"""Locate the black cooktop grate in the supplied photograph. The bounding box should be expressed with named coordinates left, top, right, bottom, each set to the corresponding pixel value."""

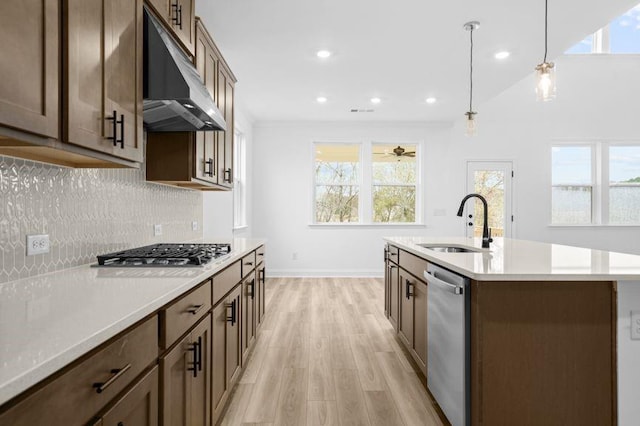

left=97, top=243, right=232, bottom=266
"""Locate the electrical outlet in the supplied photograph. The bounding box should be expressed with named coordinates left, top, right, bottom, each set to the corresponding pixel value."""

left=154, top=224, right=163, bottom=236
left=26, top=234, right=50, bottom=256
left=632, top=311, right=640, bottom=340
left=192, top=221, right=198, bottom=231
left=292, top=252, right=298, bottom=261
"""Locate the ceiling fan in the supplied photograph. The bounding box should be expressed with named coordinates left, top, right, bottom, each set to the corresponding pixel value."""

left=375, top=145, right=416, bottom=158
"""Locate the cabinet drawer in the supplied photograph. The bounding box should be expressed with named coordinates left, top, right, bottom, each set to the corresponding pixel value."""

left=256, top=245, right=265, bottom=265
left=0, top=316, right=158, bottom=426
left=387, top=245, right=400, bottom=264
left=212, top=260, right=241, bottom=305
left=399, top=249, right=428, bottom=281
left=161, top=280, right=212, bottom=349
left=241, top=251, right=256, bottom=278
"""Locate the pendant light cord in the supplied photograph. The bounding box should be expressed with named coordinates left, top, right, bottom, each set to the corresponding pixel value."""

left=469, top=27, right=474, bottom=112
left=544, top=0, right=548, bottom=63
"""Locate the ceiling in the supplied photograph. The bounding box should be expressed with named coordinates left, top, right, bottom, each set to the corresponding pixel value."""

left=200, top=0, right=638, bottom=123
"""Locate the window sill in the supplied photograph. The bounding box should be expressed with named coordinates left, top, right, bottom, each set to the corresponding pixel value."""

left=309, top=223, right=427, bottom=229
left=548, top=224, right=640, bottom=228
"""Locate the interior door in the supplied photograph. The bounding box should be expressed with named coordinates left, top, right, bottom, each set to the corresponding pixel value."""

left=465, top=161, right=514, bottom=238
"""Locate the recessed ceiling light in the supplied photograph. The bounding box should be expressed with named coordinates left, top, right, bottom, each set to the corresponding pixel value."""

left=370, top=97, right=381, bottom=104
left=316, top=96, right=327, bottom=103
left=495, top=51, right=510, bottom=60
left=425, top=97, right=437, bottom=104
left=316, top=50, right=331, bottom=58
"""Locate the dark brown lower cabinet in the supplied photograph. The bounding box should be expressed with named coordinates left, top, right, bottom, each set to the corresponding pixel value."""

left=99, top=366, right=159, bottom=426
left=257, top=265, right=266, bottom=325
left=397, top=271, right=427, bottom=375
left=212, top=285, right=242, bottom=423
left=242, top=275, right=256, bottom=364
left=386, top=262, right=399, bottom=331
left=160, top=314, right=211, bottom=426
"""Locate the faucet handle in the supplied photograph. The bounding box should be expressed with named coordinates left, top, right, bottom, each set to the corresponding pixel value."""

left=488, top=227, right=493, bottom=242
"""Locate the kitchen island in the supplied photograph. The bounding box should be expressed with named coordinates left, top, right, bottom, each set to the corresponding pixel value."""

left=384, top=236, right=640, bottom=426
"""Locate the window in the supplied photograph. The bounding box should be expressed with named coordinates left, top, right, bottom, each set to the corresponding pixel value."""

left=552, top=146, right=593, bottom=224
left=372, top=144, right=417, bottom=223
left=313, top=142, right=421, bottom=224
left=566, top=4, right=640, bottom=54
left=314, top=144, right=360, bottom=223
left=552, top=143, right=640, bottom=225
left=609, top=145, right=640, bottom=223
left=233, top=128, right=247, bottom=229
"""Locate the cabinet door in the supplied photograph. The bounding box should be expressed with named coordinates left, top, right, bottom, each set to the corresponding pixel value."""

left=388, top=264, right=399, bottom=331
left=160, top=332, right=191, bottom=426
left=104, top=0, right=143, bottom=162
left=189, top=316, right=211, bottom=426
left=226, top=285, right=242, bottom=385
left=167, top=0, right=195, bottom=56
left=101, top=367, right=159, bottom=426
left=66, top=0, right=142, bottom=162
left=413, top=280, right=428, bottom=375
left=398, top=271, right=414, bottom=349
left=0, top=0, right=59, bottom=138
left=242, top=276, right=256, bottom=363
left=194, top=24, right=218, bottom=183
left=147, top=0, right=169, bottom=18
left=211, top=301, right=227, bottom=415
left=216, top=65, right=234, bottom=187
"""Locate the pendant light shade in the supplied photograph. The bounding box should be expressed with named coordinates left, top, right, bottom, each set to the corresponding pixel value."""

left=536, top=0, right=556, bottom=101
left=464, top=21, right=479, bottom=137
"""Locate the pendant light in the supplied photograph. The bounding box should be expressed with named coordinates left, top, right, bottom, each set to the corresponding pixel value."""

left=464, top=21, right=479, bottom=136
left=535, top=0, right=556, bottom=101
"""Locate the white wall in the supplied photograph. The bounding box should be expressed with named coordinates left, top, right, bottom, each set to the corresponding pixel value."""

left=253, top=54, right=640, bottom=276
left=252, top=122, right=457, bottom=276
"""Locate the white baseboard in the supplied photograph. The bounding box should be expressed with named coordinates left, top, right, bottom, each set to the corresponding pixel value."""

left=267, top=269, right=383, bottom=278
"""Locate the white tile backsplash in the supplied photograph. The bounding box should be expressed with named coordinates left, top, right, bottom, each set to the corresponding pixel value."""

left=0, top=156, right=202, bottom=283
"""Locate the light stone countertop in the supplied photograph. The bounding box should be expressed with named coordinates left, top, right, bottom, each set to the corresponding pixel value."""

left=0, top=238, right=266, bottom=406
left=385, top=236, right=640, bottom=281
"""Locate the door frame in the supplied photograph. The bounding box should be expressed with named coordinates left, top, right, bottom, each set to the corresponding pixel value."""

left=465, top=160, right=515, bottom=238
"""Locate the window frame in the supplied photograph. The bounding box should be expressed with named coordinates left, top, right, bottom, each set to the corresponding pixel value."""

left=233, top=126, right=247, bottom=230
left=551, top=140, right=640, bottom=226
left=311, top=140, right=423, bottom=226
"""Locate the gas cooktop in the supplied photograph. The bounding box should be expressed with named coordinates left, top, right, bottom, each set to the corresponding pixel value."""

left=96, top=243, right=232, bottom=267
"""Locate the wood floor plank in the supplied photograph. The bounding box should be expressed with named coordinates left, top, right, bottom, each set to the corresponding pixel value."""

left=363, top=391, right=405, bottom=426
left=242, top=347, right=286, bottom=423
left=361, top=314, right=393, bottom=352
left=348, top=333, right=387, bottom=391
left=274, top=368, right=308, bottom=426
left=330, top=335, right=357, bottom=370
left=333, top=369, right=371, bottom=426
left=307, top=401, right=339, bottom=426
left=219, top=383, right=253, bottom=426
left=240, top=330, right=273, bottom=384
left=308, top=337, right=336, bottom=400
left=375, top=352, right=443, bottom=426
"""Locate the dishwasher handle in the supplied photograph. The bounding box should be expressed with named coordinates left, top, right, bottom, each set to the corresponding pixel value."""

left=424, top=270, right=464, bottom=295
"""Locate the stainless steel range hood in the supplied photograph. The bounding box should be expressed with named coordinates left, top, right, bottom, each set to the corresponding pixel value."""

left=143, top=7, right=226, bottom=132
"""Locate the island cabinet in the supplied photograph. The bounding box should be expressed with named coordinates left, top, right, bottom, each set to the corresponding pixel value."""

left=0, top=315, right=159, bottom=426
left=469, top=280, right=616, bottom=426
left=0, top=0, right=143, bottom=168
left=396, top=249, right=428, bottom=376
left=145, top=17, right=236, bottom=191
left=384, top=245, right=400, bottom=331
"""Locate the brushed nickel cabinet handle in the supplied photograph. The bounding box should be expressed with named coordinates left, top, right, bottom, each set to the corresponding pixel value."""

left=93, top=363, right=132, bottom=394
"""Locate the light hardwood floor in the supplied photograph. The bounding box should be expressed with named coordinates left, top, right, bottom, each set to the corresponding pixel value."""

left=218, top=277, right=447, bottom=426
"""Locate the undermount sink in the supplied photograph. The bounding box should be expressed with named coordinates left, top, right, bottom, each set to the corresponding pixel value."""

left=417, top=243, right=484, bottom=253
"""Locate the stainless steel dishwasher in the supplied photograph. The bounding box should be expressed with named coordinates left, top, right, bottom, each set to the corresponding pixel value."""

left=424, top=263, right=470, bottom=426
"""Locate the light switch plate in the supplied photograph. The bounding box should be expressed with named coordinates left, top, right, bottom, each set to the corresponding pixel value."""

left=632, top=311, right=640, bottom=340
left=192, top=221, right=198, bottom=231
left=154, top=224, right=162, bottom=236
